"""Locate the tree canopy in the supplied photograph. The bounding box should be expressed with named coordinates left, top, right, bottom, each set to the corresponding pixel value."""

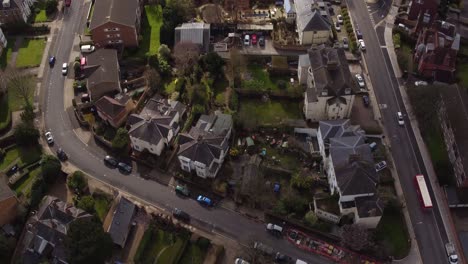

left=111, top=128, right=130, bottom=151
left=76, top=196, right=95, bottom=213
left=14, top=122, right=40, bottom=146
left=67, top=171, right=88, bottom=193
left=41, top=155, right=62, bottom=184
left=201, top=52, right=225, bottom=78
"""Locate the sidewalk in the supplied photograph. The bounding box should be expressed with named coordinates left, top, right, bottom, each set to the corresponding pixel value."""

left=382, top=4, right=466, bottom=264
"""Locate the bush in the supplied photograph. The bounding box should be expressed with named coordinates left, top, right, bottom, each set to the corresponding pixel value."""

left=68, top=171, right=88, bottom=193
left=304, top=211, right=318, bottom=226
left=276, top=80, right=287, bottom=90
left=41, top=155, right=61, bottom=184
left=229, top=90, right=238, bottom=111
left=45, top=0, right=58, bottom=16
left=393, top=33, right=401, bottom=49
left=30, top=177, right=46, bottom=208
left=76, top=195, right=95, bottom=213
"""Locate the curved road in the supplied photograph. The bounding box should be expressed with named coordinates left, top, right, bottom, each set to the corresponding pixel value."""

left=40, top=1, right=331, bottom=263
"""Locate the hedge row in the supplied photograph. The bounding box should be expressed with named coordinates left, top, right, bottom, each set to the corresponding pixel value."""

left=341, top=7, right=358, bottom=53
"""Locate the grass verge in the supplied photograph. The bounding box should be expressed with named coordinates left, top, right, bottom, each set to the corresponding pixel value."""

left=237, top=98, right=302, bottom=128
left=375, top=209, right=410, bottom=259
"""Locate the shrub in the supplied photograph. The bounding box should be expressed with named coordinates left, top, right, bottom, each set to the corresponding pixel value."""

left=276, top=80, right=287, bottom=90
left=304, top=211, right=318, bottom=226
left=229, top=90, right=238, bottom=111
left=67, top=171, right=88, bottom=193
left=76, top=195, right=95, bottom=213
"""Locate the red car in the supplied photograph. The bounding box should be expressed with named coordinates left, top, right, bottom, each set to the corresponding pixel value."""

left=251, top=34, right=257, bottom=45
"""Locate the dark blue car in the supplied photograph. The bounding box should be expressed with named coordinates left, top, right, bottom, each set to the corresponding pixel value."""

left=49, top=56, right=56, bottom=67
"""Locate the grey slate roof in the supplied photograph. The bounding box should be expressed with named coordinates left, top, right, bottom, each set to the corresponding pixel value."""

left=108, top=197, right=136, bottom=247
left=89, top=0, right=139, bottom=30
left=306, top=45, right=358, bottom=100
left=298, top=54, right=310, bottom=68
left=129, top=116, right=172, bottom=146
left=175, top=22, right=211, bottom=52
left=84, top=49, right=120, bottom=98
left=0, top=176, right=15, bottom=201
left=319, top=119, right=364, bottom=142
left=295, top=0, right=330, bottom=32
left=355, top=195, right=384, bottom=218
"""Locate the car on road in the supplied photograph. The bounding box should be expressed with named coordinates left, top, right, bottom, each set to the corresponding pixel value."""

left=117, top=162, right=132, bottom=174
left=397, top=111, right=405, bottom=125
left=104, top=155, right=118, bottom=167
left=358, top=39, right=366, bottom=51
left=61, top=63, right=68, bottom=75
left=49, top=56, right=56, bottom=67
left=244, top=35, right=250, bottom=46
left=266, top=223, right=283, bottom=236
left=362, top=95, right=370, bottom=107
left=234, top=258, right=250, bottom=264
left=355, top=73, right=365, bottom=87
left=337, top=14, right=343, bottom=24
left=56, top=148, right=68, bottom=161
left=251, top=34, right=257, bottom=45
left=335, top=21, right=341, bottom=32
left=45, top=131, right=54, bottom=145
left=375, top=161, right=387, bottom=172
left=175, top=185, right=190, bottom=197
left=415, top=80, right=428, bottom=86
left=259, top=36, right=265, bottom=47
left=356, top=29, right=363, bottom=39
left=172, top=208, right=190, bottom=222
left=275, top=252, right=292, bottom=263
left=342, top=37, right=349, bottom=49
left=197, top=195, right=213, bottom=206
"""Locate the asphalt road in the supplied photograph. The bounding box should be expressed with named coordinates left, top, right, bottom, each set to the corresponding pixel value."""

left=39, top=1, right=332, bottom=263
left=346, top=0, right=449, bottom=263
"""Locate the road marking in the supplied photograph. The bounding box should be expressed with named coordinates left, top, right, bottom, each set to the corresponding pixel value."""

left=380, top=45, right=387, bottom=48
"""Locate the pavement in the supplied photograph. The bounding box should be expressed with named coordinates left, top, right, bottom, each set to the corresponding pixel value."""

left=37, top=0, right=333, bottom=263
left=346, top=0, right=456, bottom=263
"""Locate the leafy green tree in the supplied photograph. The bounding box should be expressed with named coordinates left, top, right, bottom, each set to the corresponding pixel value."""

left=66, top=217, right=113, bottom=264
left=273, top=193, right=309, bottom=217
left=111, top=128, right=129, bottom=151
left=160, top=0, right=195, bottom=46
left=290, top=172, right=315, bottom=190
left=41, top=155, right=62, bottom=184
left=158, top=44, right=171, bottom=61
left=304, top=211, right=318, bottom=226
left=201, top=52, right=225, bottom=78
left=67, top=171, right=88, bottom=193
left=14, top=122, right=40, bottom=146
left=20, top=102, right=35, bottom=124
left=144, top=68, right=161, bottom=93
left=76, top=196, right=95, bottom=213
left=30, top=177, right=46, bottom=208
left=45, top=0, right=58, bottom=16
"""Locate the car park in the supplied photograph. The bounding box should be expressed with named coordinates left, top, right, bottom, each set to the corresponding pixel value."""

left=375, top=161, right=387, bottom=172
left=49, top=56, right=56, bottom=67
left=415, top=80, right=428, bottom=86
left=251, top=34, right=257, bottom=45
left=45, top=131, right=54, bottom=145
left=355, top=74, right=365, bottom=88
left=117, top=162, right=132, bottom=174
left=258, top=36, right=265, bottom=47
left=397, top=111, right=405, bottom=125
left=244, top=35, right=250, bottom=46
left=62, top=63, right=68, bottom=75
left=358, top=39, right=366, bottom=51
left=337, top=14, right=343, bottom=24
left=335, top=21, right=341, bottom=32
left=234, top=258, right=250, bottom=264
left=175, top=185, right=190, bottom=197
left=104, top=155, right=118, bottom=167
left=362, top=95, right=370, bottom=107
left=197, top=195, right=213, bottom=206
left=56, top=148, right=68, bottom=161
left=342, top=37, right=349, bottom=49
left=172, top=208, right=190, bottom=222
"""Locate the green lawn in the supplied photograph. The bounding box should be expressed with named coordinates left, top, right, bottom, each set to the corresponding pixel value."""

left=94, top=195, right=111, bottom=221
left=0, top=38, right=15, bottom=69
left=135, top=229, right=188, bottom=264
left=157, top=237, right=187, bottom=263
left=242, top=65, right=291, bottom=91
left=0, top=148, right=20, bottom=170
left=34, top=10, right=47, bottom=23
left=0, top=95, right=11, bottom=131
left=179, top=241, right=206, bottom=264
left=13, top=167, right=41, bottom=196
left=457, top=61, right=468, bottom=89
left=8, top=75, right=35, bottom=111
left=375, top=210, right=410, bottom=259
left=237, top=99, right=302, bottom=128
left=16, top=38, right=46, bottom=68
left=137, top=5, right=163, bottom=57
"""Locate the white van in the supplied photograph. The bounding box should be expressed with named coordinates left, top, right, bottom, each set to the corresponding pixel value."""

left=296, top=260, right=308, bottom=264
left=80, top=44, right=95, bottom=53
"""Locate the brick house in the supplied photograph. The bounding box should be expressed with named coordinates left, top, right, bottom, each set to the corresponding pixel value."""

left=0, top=0, right=33, bottom=24
left=0, top=177, right=18, bottom=226
left=407, top=0, right=439, bottom=21
left=89, top=0, right=142, bottom=50
left=414, top=20, right=460, bottom=83
left=95, top=94, right=135, bottom=128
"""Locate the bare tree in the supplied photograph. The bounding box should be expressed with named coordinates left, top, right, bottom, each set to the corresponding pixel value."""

left=238, top=238, right=269, bottom=264
left=4, top=69, right=35, bottom=105
left=173, top=42, right=200, bottom=77
left=340, top=224, right=374, bottom=252
left=144, top=68, right=161, bottom=93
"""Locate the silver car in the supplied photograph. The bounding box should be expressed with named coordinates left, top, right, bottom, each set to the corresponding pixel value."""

left=355, top=74, right=365, bottom=88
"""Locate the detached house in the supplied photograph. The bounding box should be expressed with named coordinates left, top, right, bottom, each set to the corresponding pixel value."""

left=83, top=49, right=121, bottom=100
left=89, top=0, right=142, bottom=49
left=18, top=196, right=92, bottom=264
left=299, top=45, right=358, bottom=122
left=178, top=111, right=232, bottom=179
left=95, top=94, right=135, bottom=128
left=316, top=120, right=383, bottom=228
left=127, top=95, right=186, bottom=156
left=0, top=0, right=33, bottom=24
left=414, top=20, right=460, bottom=83
left=0, top=178, right=18, bottom=226
left=294, top=0, right=331, bottom=45
left=107, top=197, right=135, bottom=248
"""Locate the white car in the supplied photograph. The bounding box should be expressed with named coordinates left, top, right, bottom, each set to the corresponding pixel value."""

left=234, top=258, right=250, bottom=264
left=80, top=44, right=95, bottom=53
left=337, top=14, right=343, bottom=24
left=375, top=161, right=387, bottom=172
left=358, top=39, right=366, bottom=51
left=397, top=112, right=404, bottom=126
left=62, top=63, right=68, bottom=75
left=355, top=74, right=365, bottom=88
left=335, top=21, right=341, bottom=32
left=244, top=35, right=250, bottom=46
left=342, top=37, right=349, bottom=49
left=415, top=80, right=428, bottom=86
left=45, top=131, right=54, bottom=145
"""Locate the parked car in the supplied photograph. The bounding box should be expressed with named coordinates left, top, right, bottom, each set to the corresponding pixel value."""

left=356, top=29, right=363, bottom=39
left=355, top=73, right=365, bottom=87
left=415, top=80, right=428, bottom=86
left=49, top=56, right=56, bottom=67
left=253, top=242, right=275, bottom=256
left=251, top=34, right=257, bottom=45
left=234, top=258, right=250, bottom=264
left=45, top=131, right=54, bottom=145
left=62, top=63, right=68, bottom=75
left=104, top=155, right=118, bottom=167
left=275, top=252, right=292, bottom=263
left=337, top=14, right=343, bottom=24
left=342, top=37, right=349, bottom=49
left=266, top=223, right=283, bottom=236
left=397, top=111, right=405, bottom=125
left=7, top=164, right=18, bottom=176
left=375, top=161, right=387, bottom=172
left=197, top=195, right=213, bottom=206
left=335, top=21, right=341, bottom=32
left=117, top=162, right=132, bottom=174
left=56, top=148, right=68, bottom=161
left=80, top=44, right=95, bottom=53
left=244, top=34, right=250, bottom=46
left=172, top=208, right=190, bottom=222
left=362, top=95, right=370, bottom=107
left=259, top=36, right=265, bottom=47
left=358, top=39, right=366, bottom=51
left=175, top=185, right=190, bottom=197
